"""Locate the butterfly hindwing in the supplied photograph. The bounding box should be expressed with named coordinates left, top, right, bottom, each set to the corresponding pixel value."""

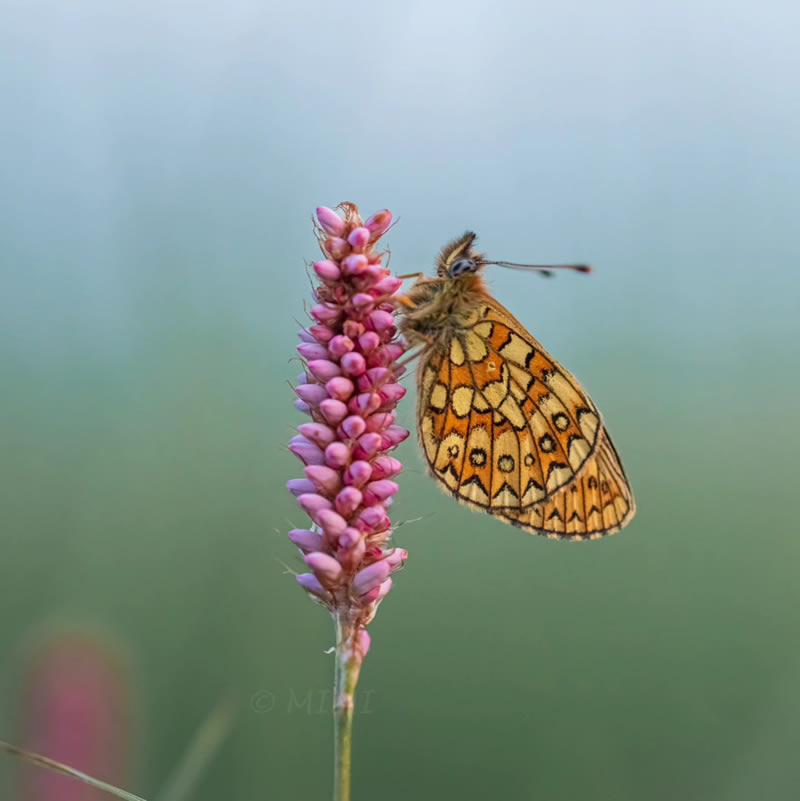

left=505, top=430, right=635, bottom=539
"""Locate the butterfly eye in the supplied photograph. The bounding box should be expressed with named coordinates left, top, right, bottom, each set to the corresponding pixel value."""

left=449, top=258, right=476, bottom=277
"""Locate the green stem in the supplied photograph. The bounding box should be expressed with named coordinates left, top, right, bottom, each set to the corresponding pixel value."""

left=332, top=614, right=364, bottom=801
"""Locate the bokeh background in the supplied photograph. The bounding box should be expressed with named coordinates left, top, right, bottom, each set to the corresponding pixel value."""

left=2, top=1, right=799, bottom=799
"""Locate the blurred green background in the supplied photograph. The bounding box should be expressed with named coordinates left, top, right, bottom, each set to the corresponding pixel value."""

left=2, top=1, right=799, bottom=799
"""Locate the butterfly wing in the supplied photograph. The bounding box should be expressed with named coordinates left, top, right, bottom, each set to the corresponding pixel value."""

left=506, top=430, right=635, bottom=539
left=416, top=297, right=635, bottom=538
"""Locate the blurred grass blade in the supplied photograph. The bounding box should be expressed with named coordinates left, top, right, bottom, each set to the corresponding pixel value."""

left=157, top=695, right=237, bottom=801
left=0, top=739, right=149, bottom=801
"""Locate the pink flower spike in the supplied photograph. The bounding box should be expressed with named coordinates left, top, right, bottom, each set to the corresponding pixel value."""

left=341, top=254, right=368, bottom=275
left=339, top=415, right=367, bottom=439
left=347, top=226, right=370, bottom=252
left=297, top=573, right=329, bottom=599
left=319, top=398, right=349, bottom=425
left=344, top=460, right=372, bottom=487
left=297, top=342, right=329, bottom=360
left=316, top=206, right=346, bottom=236
left=286, top=478, right=316, bottom=496
left=288, top=203, right=409, bottom=723
left=340, top=352, right=367, bottom=377
left=313, top=259, right=341, bottom=281
left=353, top=560, right=391, bottom=596
left=358, top=331, right=381, bottom=352
left=328, top=335, right=355, bottom=359
left=365, top=209, right=392, bottom=237
left=289, top=529, right=324, bottom=552
left=305, top=464, right=342, bottom=495
left=289, top=436, right=325, bottom=466
left=325, top=376, right=355, bottom=402
left=335, top=487, right=363, bottom=517
left=297, top=422, right=336, bottom=447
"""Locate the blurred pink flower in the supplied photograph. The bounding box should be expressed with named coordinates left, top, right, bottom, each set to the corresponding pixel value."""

left=18, top=629, right=131, bottom=801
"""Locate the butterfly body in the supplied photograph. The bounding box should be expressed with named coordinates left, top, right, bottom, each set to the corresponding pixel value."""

left=398, top=233, right=635, bottom=540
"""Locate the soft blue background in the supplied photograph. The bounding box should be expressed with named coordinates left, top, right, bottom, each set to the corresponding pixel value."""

left=2, top=1, right=799, bottom=799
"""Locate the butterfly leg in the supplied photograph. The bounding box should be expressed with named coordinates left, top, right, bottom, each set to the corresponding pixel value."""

left=392, top=295, right=418, bottom=310
left=394, top=347, right=427, bottom=368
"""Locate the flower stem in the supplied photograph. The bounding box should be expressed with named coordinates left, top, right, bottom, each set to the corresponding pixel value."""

left=332, top=613, right=364, bottom=801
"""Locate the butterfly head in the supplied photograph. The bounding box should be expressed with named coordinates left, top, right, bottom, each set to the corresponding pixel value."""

left=437, top=231, right=592, bottom=280
left=437, top=232, right=484, bottom=279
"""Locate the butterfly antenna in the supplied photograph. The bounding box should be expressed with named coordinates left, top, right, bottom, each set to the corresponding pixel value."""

left=485, top=260, right=592, bottom=276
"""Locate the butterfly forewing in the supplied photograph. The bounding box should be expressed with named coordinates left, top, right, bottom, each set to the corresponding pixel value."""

left=418, top=297, right=603, bottom=510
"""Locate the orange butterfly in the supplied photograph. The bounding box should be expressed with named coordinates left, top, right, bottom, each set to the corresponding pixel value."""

left=397, top=232, right=635, bottom=540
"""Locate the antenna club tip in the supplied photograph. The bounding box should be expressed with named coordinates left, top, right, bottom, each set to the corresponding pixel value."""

left=579, top=265, right=593, bottom=274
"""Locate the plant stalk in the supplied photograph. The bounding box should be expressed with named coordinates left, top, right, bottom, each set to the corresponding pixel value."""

left=332, top=613, right=364, bottom=801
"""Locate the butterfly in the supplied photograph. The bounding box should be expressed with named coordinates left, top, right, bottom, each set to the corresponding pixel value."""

left=396, top=232, right=635, bottom=540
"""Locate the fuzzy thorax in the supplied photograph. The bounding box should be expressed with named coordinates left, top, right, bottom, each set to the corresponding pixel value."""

left=398, top=272, right=488, bottom=349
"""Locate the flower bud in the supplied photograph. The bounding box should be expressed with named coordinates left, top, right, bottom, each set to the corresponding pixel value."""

left=319, top=399, right=348, bottom=425
left=348, top=226, right=371, bottom=251
left=307, top=359, right=341, bottom=382
left=313, top=259, right=341, bottom=281
left=289, top=529, right=324, bottom=552
left=364, top=209, right=392, bottom=237
left=316, top=206, right=346, bottom=236
left=297, top=422, right=336, bottom=447
left=297, top=342, right=330, bottom=360
left=353, top=560, right=391, bottom=596
left=340, top=352, right=367, bottom=377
